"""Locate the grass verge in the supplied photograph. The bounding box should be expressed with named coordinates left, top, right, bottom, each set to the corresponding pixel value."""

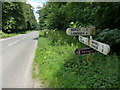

left=0, top=31, right=19, bottom=38
left=33, top=30, right=119, bottom=88
left=0, top=30, right=37, bottom=38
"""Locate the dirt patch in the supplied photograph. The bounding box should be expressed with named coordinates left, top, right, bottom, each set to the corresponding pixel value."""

left=32, top=62, right=48, bottom=88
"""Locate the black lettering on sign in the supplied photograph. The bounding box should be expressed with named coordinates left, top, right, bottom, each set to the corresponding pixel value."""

left=71, top=28, right=81, bottom=31
left=92, top=44, right=98, bottom=50
left=92, top=41, right=99, bottom=46
left=72, top=32, right=84, bottom=35
left=86, top=28, right=88, bottom=32
left=75, top=48, right=96, bottom=55
left=101, top=49, right=103, bottom=52
left=71, top=28, right=74, bottom=31
left=102, top=45, right=104, bottom=52
left=81, top=40, right=84, bottom=43
left=91, top=29, right=94, bottom=35
left=81, top=39, right=84, bottom=43
left=90, top=28, right=95, bottom=35
left=76, top=28, right=80, bottom=31
left=79, top=37, right=84, bottom=43
left=79, top=37, right=82, bottom=40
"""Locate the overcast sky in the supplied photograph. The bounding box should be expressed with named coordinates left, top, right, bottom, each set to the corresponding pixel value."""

left=26, top=0, right=48, bottom=22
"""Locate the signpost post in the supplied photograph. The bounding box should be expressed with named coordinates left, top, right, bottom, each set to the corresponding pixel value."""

left=66, top=27, right=110, bottom=55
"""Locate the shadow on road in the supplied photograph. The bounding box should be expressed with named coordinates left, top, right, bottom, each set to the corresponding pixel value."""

left=33, top=37, right=39, bottom=40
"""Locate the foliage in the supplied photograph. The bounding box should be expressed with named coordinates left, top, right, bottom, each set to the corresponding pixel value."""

left=34, top=2, right=120, bottom=88
left=38, top=2, right=120, bottom=30
left=0, top=30, right=19, bottom=38
left=38, top=2, right=68, bottom=30
left=0, top=30, right=35, bottom=38
left=33, top=30, right=119, bottom=88
left=2, top=2, right=38, bottom=33
left=94, top=2, right=120, bottom=29
left=96, top=29, right=120, bottom=53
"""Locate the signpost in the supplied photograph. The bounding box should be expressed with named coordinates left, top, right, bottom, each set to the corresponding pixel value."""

left=79, top=36, right=89, bottom=46
left=66, top=27, right=110, bottom=56
left=75, top=48, right=96, bottom=55
left=79, top=36, right=110, bottom=55
left=66, top=27, right=95, bottom=36
left=90, top=40, right=110, bottom=55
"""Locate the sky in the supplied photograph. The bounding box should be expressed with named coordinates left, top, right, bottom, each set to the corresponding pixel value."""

left=26, top=0, right=48, bottom=22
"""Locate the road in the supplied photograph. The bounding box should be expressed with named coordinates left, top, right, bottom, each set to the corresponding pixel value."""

left=0, top=31, right=39, bottom=88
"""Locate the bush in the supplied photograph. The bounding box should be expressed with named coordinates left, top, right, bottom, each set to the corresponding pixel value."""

left=96, top=29, right=120, bottom=53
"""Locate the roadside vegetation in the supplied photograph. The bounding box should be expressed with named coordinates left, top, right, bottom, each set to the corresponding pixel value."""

left=0, top=30, right=35, bottom=38
left=0, top=30, right=18, bottom=38
left=33, top=2, right=120, bottom=88
left=2, top=1, right=120, bottom=88
left=1, top=1, right=38, bottom=36
left=33, top=30, right=119, bottom=88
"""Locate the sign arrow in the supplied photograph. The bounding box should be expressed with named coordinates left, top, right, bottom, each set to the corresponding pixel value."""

left=66, top=27, right=95, bottom=36
left=75, top=48, right=96, bottom=55
left=79, top=36, right=110, bottom=55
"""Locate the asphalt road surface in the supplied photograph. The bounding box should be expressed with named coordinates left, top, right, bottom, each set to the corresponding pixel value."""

left=1, top=31, right=39, bottom=88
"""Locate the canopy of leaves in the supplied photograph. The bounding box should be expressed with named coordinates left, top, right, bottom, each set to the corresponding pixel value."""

left=38, top=2, right=120, bottom=30
left=2, top=2, right=38, bottom=33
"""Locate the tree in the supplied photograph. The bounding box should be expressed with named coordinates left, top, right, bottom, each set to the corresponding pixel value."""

left=23, top=3, right=37, bottom=30
left=38, top=2, right=67, bottom=30
left=2, top=2, right=37, bottom=33
left=38, top=2, right=120, bottom=30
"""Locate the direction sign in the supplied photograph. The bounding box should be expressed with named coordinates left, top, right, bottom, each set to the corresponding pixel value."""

left=79, top=36, right=89, bottom=46
left=66, top=27, right=95, bottom=36
left=79, top=36, right=110, bottom=55
left=75, top=48, right=96, bottom=55
left=90, top=40, right=110, bottom=55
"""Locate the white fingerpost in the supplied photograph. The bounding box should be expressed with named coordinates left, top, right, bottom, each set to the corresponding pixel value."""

left=79, top=36, right=89, bottom=46
left=66, top=27, right=110, bottom=55
left=90, top=40, right=110, bottom=55
left=66, top=27, right=95, bottom=36
left=79, top=36, right=110, bottom=55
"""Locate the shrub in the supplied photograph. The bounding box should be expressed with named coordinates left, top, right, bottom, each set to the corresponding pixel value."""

left=96, top=29, right=120, bottom=54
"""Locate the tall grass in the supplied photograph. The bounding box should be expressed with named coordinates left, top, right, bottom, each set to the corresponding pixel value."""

left=33, top=30, right=119, bottom=88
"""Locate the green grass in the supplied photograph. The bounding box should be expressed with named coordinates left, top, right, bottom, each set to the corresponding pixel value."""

left=0, top=31, right=19, bottom=38
left=33, top=30, right=119, bottom=88
left=0, top=30, right=37, bottom=38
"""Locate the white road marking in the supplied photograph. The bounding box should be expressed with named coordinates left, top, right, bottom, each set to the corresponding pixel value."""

left=8, top=40, right=20, bottom=46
